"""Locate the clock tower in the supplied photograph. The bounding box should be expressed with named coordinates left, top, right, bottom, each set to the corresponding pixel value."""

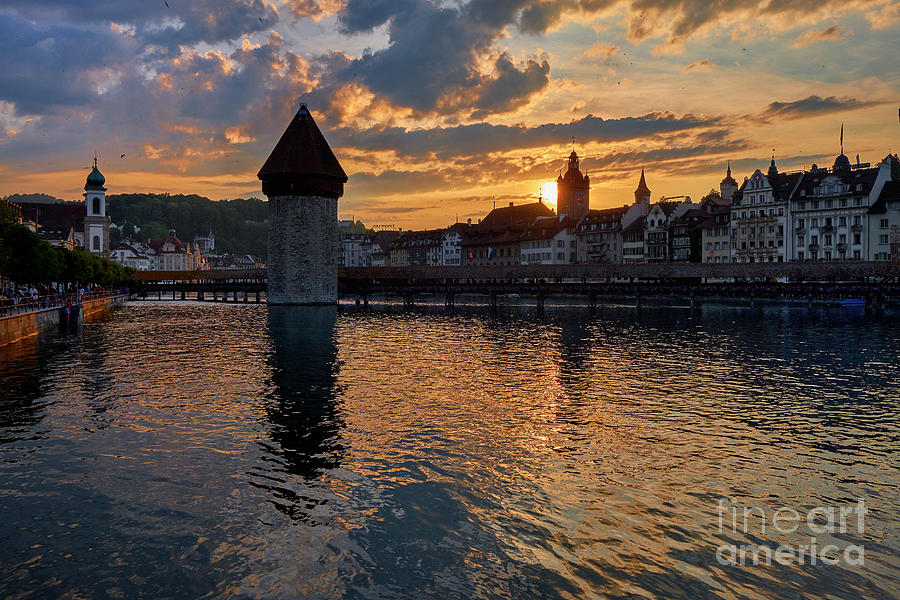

left=556, top=150, right=590, bottom=220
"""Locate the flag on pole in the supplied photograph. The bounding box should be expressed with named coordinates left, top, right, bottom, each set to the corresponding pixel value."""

left=840, top=123, right=843, bottom=152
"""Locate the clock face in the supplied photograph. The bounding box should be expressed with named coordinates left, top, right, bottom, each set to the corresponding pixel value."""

left=576, top=192, right=585, bottom=204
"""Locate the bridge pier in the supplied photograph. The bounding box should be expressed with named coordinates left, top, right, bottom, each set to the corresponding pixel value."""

left=256, top=291, right=261, bottom=303
left=403, top=292, right=414, bottom=308
left=536, top=293, right=545, bottom=312
left=181, top=289, right=186, bottom=301
left=445, top=292, right=455, bottom=309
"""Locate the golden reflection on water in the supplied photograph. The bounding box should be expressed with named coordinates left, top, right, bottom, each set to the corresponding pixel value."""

left=0, top=302, right=898, bottom=599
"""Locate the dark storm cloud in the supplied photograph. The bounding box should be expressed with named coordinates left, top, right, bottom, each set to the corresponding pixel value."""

left=757, top=95, right=881, bottom=120
left=327, top=0, right=551, bottom=116
left=4, top=0, right=276, bottom=48
left=0, top=10, right=137, bottom=114
left=333, top=112, right=720, bottom=159
left=626, top=0, right=873, bottom=45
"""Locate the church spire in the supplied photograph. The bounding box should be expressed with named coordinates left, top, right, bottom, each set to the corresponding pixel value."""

left=634, top=168, right=651, bottom=204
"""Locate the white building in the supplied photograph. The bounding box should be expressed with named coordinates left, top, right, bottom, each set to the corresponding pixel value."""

left=790, top=153, right=892, bottom=261
left=441, top=223, right=468, bottom=266
left=868, top=177, right=900, bottom=261
left=110, top=242, right=152, bottom=270
left=520, top=215, right=576, bottom=265
left=730, top=159, right=799, bottom=263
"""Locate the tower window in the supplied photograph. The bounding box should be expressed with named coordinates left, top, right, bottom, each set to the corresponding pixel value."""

left=93, top=235, right=100, bottom=251
left=93, top=197, right=101, bottom=215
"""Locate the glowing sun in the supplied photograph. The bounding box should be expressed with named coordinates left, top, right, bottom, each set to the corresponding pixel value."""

left=540, top=181, right=557, bottom=205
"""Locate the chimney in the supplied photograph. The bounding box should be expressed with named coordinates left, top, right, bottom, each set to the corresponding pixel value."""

left=467, top=218, right=472, bottom=226
left=509, top=201, right=514, bottom=207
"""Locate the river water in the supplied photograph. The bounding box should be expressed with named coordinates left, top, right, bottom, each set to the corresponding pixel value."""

left=0, top=301, right=898, bottom=599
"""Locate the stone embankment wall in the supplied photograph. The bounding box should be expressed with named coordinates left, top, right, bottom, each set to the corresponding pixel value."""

left=0, top=295, right=127, bottom=347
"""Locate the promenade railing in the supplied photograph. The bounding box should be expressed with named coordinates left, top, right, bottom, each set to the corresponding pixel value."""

left=0, top=290, right=124, bottom=318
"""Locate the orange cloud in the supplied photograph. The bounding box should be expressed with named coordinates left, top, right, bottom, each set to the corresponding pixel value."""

left=584, top=44, right=619, bottom=63
left=790, top=25, right=852, bottom=48
left=683, top=58, right=712, bottom=73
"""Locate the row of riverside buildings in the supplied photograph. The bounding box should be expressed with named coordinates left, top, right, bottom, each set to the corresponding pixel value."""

left=341, top=147, right=900, bottom=268
left=6, top=162, right=269, bottom=272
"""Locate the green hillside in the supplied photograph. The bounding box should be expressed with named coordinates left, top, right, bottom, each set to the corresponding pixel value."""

left=107, top=193, right=268, bottom=260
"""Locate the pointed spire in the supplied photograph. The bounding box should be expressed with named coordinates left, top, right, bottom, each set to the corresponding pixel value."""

left=727, top=160, right=731, bottom=177
left=840, top=122, right=844, bottom=154
left=634, top=168, right=651, bottom=203
left=258, top=104, right=348, bottom=198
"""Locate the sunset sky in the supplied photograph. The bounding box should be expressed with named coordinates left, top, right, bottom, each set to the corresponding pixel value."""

left=1, top=0, right=898, bottom=228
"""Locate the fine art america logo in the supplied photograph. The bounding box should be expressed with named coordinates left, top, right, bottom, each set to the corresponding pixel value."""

left=716, top=498, right=867, bottom=567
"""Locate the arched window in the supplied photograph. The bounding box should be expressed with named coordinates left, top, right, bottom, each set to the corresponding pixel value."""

left=93, top=235, right=100, bottom=251
left=92, top=197, right=101, bottom=215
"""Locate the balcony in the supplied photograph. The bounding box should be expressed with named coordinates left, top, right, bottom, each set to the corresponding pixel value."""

left=837, top=243, right=848, bottom=253
left=808, top=244, right=819, bottom=253
left=822, top=225, right=834, bottom=233
left=851, top=224, right=863, bottom=233
left=794, top=227, right=806, bottom=235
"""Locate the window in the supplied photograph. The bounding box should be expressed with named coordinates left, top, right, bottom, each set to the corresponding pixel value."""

left=854, top=234, right=861, bottom=245
left=880, top=235, right=889, bottom=245
left=92, top=235, right=100, bottom=250
left=92, top=197, right=101, bottom=215
left=881, top=219, right=889, bottom=229
left=839, top=217, right=846, bottom=226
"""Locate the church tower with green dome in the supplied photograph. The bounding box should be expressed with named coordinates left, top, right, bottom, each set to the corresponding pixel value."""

left=83, top=156, right=110, bottom=256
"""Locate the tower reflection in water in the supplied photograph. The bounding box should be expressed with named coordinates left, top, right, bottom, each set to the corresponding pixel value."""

left=257, top=305, right=345, bottom=520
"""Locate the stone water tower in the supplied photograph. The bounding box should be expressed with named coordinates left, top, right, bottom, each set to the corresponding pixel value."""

left=258, top=105, right=348, bottom=305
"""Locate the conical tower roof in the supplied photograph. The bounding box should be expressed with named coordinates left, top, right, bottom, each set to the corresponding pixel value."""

left=258, top=104, right=348, bottom=198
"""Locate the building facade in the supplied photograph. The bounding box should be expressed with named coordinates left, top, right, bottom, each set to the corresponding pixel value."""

left=790, top=153, right=891, bottom=261
left=730, top=159, right=798, bottom=263
left=520, top=216, right=576, bottom=265
left=574, top=206, right=629, bottom=263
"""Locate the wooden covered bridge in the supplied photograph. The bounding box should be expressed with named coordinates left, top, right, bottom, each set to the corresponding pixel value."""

left=129, top=261, right=900, bottom=308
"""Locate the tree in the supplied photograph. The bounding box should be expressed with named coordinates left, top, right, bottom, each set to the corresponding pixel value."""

left=0, top=199, right=21, bottom=225
left=700, top=189, right=721, bottom=204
